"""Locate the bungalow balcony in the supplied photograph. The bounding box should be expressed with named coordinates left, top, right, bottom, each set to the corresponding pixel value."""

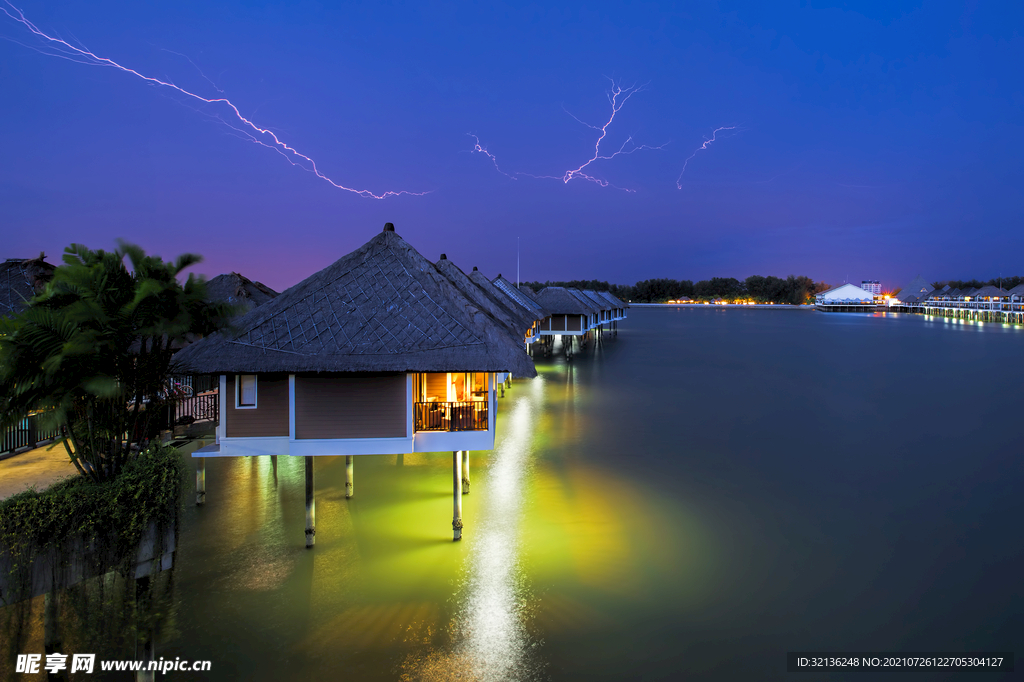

left=414, top=400, right=489, bottom=432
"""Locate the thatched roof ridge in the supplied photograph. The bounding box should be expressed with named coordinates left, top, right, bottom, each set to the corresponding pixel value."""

left=567, top=288, right=602, bottom=314
left=172, top=227, right=537, bottom=377
left=581, top=289, right=613, bottom=311
left=464, top=268, right=542, bottom=329
left=597, top=290, right=629, bottom=308
left=536, top=287, right=594, bottom=315
left=433, top=256, right=532, bottom=341
left=1, top=256, right=55, bottom=318
left=491, top=275, right=550, bottom=318
left=206, top=272, right=279, bottom=314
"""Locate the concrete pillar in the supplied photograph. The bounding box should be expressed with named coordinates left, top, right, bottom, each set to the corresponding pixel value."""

left=135, top=576, right=155, bottom=682
left=305, top=456, right=316, bottom=548
left=195, top=457, right=206, bottom=506
left=461, top=450, right=470, bottom=494
left=345, top=455, right=354, bottom=499
left=44, top=591, right=59, bottom=657
left=452, top=451, right=463, bottom=540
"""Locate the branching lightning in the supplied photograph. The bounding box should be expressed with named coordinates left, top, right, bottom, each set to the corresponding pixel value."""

left=468, top=135, right=517, bottom=180
left=1, top=0, right=425, bottom=199
left=470, top=79, right=666, bottom=192
left=676, top=126, right=737, bottom=189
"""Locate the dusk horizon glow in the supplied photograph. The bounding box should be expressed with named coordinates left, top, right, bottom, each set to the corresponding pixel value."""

left=2, top=1, right=1022, bottom=293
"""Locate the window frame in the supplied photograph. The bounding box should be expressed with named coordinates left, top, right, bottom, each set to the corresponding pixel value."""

left=236, top=374, right=258, bottom=409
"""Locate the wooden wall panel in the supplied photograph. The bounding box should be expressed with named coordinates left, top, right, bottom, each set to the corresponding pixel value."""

left=225, top=373, right=290, bottom=437
left=295, top=374, right=407, bottom=439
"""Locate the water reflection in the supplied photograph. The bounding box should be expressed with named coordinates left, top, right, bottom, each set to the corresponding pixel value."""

left=405, top=377, right=542, bottom=681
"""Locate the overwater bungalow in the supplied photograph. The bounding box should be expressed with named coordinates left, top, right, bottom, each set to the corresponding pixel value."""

left=566, top=288, right=603, bottom=329
left=534, top=286, right=595, bottom=337
left=581, top=290, right=615, bottom=327
left=172, top=223, right=537, bottom=543
left=597, top=290, right=629, bottom=327
left=205, top=271, right=279, bottom=315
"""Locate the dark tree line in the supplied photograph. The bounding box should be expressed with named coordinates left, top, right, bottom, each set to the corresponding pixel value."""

left=931, top=276, right=1024, bottom=291
left=522, top=275, right=830, bottom=305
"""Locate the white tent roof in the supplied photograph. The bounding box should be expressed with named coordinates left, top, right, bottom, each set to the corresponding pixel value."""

left=817, top=283, right=874, bottom=302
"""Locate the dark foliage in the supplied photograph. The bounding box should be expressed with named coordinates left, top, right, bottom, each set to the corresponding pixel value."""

left=0, top=243, right=234, bottom=482
left=523, top=274, right=827, bottom=304
left=932, top=276, right=1023, bottom=291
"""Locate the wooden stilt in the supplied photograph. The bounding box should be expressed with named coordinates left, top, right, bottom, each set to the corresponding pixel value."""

left=305, top=456, right=316, bottom=548
left=452, top=451, right=463, bottom=540
left=345, top=455, right=354, bottom=499
left=195, top=457, right=206, bottom=506
left=461, top=450, right=470, bottom=494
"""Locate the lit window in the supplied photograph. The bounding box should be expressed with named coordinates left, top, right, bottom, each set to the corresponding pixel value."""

left=238, top=374, right=257, bottom=408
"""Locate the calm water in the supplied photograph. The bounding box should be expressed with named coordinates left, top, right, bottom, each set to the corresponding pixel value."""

left=160, top=308, right=1022, bottom=681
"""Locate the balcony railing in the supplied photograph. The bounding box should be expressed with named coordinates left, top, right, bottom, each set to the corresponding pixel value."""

left=167, top=391, right=220, bottom=429
left=414, top=401, right=488, bottom=432
left=2, top=413, right=60, bottom=458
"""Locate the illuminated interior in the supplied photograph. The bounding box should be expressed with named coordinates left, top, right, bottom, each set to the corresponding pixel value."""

left=415, top=373, right=489, bottom=403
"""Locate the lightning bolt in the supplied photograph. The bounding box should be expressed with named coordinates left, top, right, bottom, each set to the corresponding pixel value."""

left=676, top=126, right=737, bottom=189
left=468, top=134, right=517, bottom=180
left=471, top=78, right=666, bottom=192
left=1, top=1, right=426, bottom=199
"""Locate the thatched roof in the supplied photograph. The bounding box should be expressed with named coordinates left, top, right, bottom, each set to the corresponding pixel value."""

left=172, top=225, right=537, bottom=377
left=567, top=288, right=602, bottom=314
left=1009, top=283, right=1024, bottom=296
left=536, top=287, right=595, bottom=315
left=896, top=275, right=933, bottom=301
left=433, top=256, right=532, bottom=342
left=598, top=290, right=629, bottom=308
left=581, top=290, right=613, bottom=311
left=491, top=275, right=551, bottom=318
left=971, top=286, right=1007, bottom=299
left=463, top=268, right=542, bottom=330
left=0, top=256, right=54, bottom=318
left=206, top=272, right=278, bottom=314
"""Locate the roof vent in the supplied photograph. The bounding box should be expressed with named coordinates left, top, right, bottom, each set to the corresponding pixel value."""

left=440, top=253, right=447, bottom=260
left=472, top=266, right=478, bottom=271
left=383, top=222, right=395, bottom=232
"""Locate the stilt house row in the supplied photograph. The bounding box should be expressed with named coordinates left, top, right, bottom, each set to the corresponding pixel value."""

left=172, top=224, right=538, bottom=459
left=532, top=286, right=628, bottom=336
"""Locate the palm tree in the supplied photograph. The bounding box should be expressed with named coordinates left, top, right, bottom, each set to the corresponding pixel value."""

left=0, top=242, right=233, bottom=482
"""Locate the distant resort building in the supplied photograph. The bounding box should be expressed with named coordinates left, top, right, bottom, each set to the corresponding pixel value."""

left=861, top=280, right=881, bottom=296
left=893, top=281, right=1024, bottom=324
left=814, top=282, right=876, bottom=312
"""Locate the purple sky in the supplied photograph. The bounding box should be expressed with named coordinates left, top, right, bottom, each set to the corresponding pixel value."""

left=2, top=1, right=1022, bottom=293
